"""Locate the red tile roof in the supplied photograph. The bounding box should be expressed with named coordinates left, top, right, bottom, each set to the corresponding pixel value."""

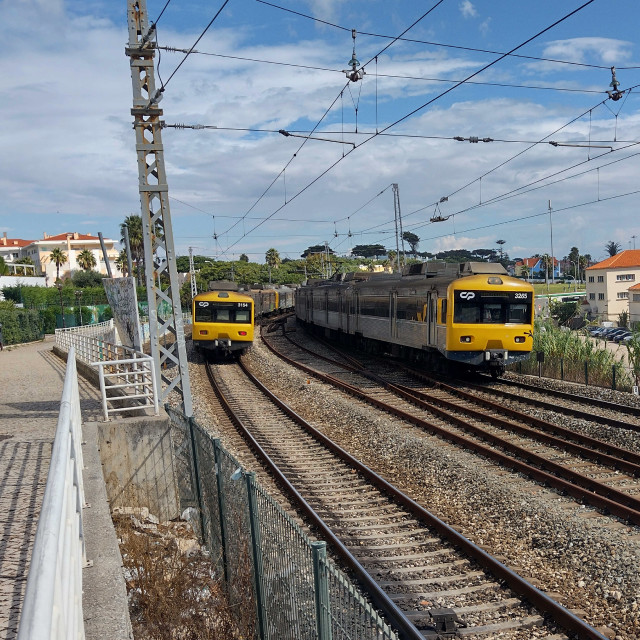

left=0, top=237, right=33, bottom=248
left=586, top=250, right=640, bottom=270
left=629, top=282, right=640, bottom=291
left=36, top=233, right=100, bottom=242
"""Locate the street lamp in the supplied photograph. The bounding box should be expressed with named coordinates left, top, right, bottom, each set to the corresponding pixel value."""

left=75, top=290, right=83, bottom=325
left=56, top=283, right=66, bottom=329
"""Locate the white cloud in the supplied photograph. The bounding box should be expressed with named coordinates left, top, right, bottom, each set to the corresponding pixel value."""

left=460, top=1, right=477, bottom=19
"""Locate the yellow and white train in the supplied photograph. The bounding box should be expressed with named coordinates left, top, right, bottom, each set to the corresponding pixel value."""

left=192, top=282, right=295, bottom=354
left=295, top=261, right=534, bottom=377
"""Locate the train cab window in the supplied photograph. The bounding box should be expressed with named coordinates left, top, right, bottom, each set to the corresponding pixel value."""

left=507, top=304, right=528, bottom=323
left=195, top=301, right=252, bottom=324
left=482, top=304, right=504, bottom=323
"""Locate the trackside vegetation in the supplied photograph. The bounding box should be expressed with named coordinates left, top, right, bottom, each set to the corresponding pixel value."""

left=513, top=319, right=636, bottom=392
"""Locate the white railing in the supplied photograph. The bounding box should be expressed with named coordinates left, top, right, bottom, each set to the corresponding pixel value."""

left=55, top=322, right=159, bottom=421
left=92, top=355, right=159, bottom=421
left=18, top=347, right=86, bottom=640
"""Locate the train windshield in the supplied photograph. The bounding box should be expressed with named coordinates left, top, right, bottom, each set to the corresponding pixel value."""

left=195, top=301, right=252, bottom=323
left=453, top=291, right=531, bottom=324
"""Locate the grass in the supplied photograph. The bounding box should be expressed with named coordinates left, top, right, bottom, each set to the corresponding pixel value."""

left=531, top=282, right=586, bottom=295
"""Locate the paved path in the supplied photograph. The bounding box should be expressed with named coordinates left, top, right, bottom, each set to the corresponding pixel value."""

left=0, top=337, right=131, bottom=639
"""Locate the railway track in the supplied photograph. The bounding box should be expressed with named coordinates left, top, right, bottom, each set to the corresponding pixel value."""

left=262, top=329, right=640, bottom=527
left=204, top=356, right=608, bottom=640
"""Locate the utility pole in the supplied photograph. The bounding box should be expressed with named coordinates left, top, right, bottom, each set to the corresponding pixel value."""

left=189, top=247, right=197, bottom=299
left=126, top=0, right=193, bottom=416
left=548, top=200, right=555, bottom=285
left=392, top=183, right=405, bottom=271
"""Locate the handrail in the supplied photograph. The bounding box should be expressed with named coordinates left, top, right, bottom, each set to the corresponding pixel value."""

left=17, top=347, right=86, bottom=640
left=56, top=323, right=159, bottom=420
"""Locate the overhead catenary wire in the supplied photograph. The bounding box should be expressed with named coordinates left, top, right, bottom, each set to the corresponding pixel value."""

left=156, top=46, right=614, bottom=96
left=255, top=0, right=640, bottom=71
left=214, top=3, right=443, bottom=254
left=149, top=0, right=231, bottom=105
left=216, top=0, right=602, bottom=256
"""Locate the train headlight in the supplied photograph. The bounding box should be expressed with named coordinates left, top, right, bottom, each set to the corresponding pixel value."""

left=238, top=331, right=247, bottom=336
left=199, top=330, right=208, bottom=336
left=460, top=336, right=472, bottom=343
left=514, top=336, right=525, bottom=343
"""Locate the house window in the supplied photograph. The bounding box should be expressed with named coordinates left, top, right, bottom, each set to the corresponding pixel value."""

left=634, top=294, right=640, bottom=302
left=617, top=292, right=629, bottom=300
left=589, top=293, right=595, bottom=300
left=597, top=276, right=604, bottom=283
left=588, top=276, right=594, bottom=283
left=616, top=274, right=635, bottom=281
left=598, top=293, right=605, bottom=300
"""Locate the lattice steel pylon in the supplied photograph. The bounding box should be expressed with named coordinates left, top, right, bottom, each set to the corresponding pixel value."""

left=126, top=0, right=193, bottom=416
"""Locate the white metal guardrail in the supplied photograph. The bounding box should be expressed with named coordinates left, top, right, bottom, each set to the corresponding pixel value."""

left=55, top=322, right=159, bottom=421
left=17, top=347, right=87, bottom=640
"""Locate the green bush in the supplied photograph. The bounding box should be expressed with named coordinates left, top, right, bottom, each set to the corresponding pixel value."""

left=0, top=302, right=44, bottom=345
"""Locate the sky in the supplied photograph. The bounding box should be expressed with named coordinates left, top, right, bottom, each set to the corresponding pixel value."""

left=1, top=0, right=639, bottom=266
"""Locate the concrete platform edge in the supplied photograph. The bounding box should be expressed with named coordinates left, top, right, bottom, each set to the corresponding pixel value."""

left=82, top=418, right=134, bottom=640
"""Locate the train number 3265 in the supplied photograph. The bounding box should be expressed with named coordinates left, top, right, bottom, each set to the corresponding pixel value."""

left=514, top=293, right=528, bottom=299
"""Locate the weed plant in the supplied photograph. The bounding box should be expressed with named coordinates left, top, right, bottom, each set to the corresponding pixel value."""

left=516, top=319, right=632, bottom=391
left=115, top=513, right=255, bottom=640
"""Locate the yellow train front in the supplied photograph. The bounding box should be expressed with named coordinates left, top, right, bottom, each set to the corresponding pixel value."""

left=192, top=289, right=254, bottom=354
left=444, top=272, right=534, bottom=375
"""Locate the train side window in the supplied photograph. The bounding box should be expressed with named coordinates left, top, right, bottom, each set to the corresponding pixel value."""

left=439, top=299, right=447, bottom=324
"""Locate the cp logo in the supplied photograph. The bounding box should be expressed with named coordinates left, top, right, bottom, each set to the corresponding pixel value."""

left=459, top=291, right=475, bottom=300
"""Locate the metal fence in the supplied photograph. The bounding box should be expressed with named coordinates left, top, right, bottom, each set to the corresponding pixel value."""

left=509, top=351, right=635, bottom=392
left=17, top=347, right=87, bottom=640
left=55, top=321, right=159, bottom=420
left=167, top=406, right=400, bottom=640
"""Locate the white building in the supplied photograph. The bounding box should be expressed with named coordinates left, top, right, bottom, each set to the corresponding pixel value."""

left=585, top=250, right=640, bottom=323
left=21, top=232, right=122, bottom=284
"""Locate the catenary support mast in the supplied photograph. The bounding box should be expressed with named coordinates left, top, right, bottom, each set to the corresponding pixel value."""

left=125, top=0, right=193, bottom=416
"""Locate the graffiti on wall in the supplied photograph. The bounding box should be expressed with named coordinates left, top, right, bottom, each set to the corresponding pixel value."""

left=103, top=277, right=143, bottom=351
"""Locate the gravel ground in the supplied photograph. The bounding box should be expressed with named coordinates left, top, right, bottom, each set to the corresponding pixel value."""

left=178, top=331, right=640, bottom=640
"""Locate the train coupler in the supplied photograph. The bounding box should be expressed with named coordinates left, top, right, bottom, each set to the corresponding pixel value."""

left=426, top=608, right=466, bottom=637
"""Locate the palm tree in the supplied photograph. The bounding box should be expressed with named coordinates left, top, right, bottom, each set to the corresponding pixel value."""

left=115, top=249, right=129, bottom=277
left=120, top=214, right=144, bottom=285
left=13, top=257, right=34, bottom=276
left=265, top=248, right=281, bottom=284
left=77, top=249, right=96, bottom=271
left=605, top=240, right=621, bottom=257
left=48, top=247, right=68, bottom=282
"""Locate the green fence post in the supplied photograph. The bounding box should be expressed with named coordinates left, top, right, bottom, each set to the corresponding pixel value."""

left=312, top=541, right=333, bottom=640
left=213, top=438, right=230, bottom=583
left=245, top=472, right=267, bottom=640
left=612, top=365, right=616, bottom=391
left=584, top=361, right=589, bottom=387
left=188, top=416, right=207, bottom=545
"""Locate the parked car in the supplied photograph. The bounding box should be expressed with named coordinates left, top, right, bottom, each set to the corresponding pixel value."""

left=612, top=331, right=632, bottom=343
left=604, top=329, right=629, bottom=341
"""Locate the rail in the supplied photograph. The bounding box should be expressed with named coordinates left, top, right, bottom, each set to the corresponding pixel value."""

left=17, top=347, right=87, bottom=640
left=55, top=321, right=159, bottom=420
